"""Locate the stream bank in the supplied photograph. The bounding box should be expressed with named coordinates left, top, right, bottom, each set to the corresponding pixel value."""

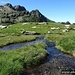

left=0, top=36, right=75, bottom=75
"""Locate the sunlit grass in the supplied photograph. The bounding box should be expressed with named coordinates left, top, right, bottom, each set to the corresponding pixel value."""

left=0, top=35, right=37, bottom=47
left=0, top=42, right=48, bottom=75
left=0, top=22, right=65, bottom=35
left=0, top=22, right=75, bottom=75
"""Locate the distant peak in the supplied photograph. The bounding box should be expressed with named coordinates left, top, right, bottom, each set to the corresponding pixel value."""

left=35, top=9, right=39, bottom=12
left=4, top=3, right=12, bottom=8
left=30, top=9, right=41, bottom=15
left=0, top=3, right=52, bottom=23
left=31, top=9, right=39, bottom=12
left=14, top=5, right=26, bottom=11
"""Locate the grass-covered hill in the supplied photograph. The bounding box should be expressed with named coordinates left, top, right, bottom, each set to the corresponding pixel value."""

left=0, top=3, right=54, bottom=24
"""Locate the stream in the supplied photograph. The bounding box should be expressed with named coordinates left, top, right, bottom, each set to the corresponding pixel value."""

left=0, top=36, right=75, bottom=75
left=0, top=36, right=44, bottom=50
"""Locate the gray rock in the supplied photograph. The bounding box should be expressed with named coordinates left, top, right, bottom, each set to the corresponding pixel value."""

left=14, top=5, right=26, bottom=11
left=4, top=3, right=14, bottom=10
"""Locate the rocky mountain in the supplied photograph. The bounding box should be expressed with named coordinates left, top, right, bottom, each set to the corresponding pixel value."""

left=0, top=3, right=53, bottom=24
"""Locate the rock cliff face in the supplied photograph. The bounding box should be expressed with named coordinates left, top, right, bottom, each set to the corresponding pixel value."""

left=0, top=3, right=53, bottom=24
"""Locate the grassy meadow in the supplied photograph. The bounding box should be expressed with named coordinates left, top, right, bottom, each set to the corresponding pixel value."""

left=0, top=35, right=37, bottom=47
left=0, top=22, right=75, bottom=54
left=0, top=22, right=75, bottom=75
left=0, top=42, right=47, bottom=75
left=0, top=22, right=64, bottom=35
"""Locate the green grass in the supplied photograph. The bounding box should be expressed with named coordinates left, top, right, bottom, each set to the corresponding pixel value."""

left=0, top=22, right=75, bottom=54
left=57, top=36, right=75, bottom=56
left=0, top=42, right=48, bottom=75
left=0, top=22, right=75, bottom=52
left=0, top=22, right=65, bottom=35
left=0, top=22, right=75, bottom=74
left=0, top=35, right=37, bottom=47
left=58, top=36, right=75, bottom=51
left=45, top=30, right=75, bottom=56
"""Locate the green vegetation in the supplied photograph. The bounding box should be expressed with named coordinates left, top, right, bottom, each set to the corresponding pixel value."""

left=45, top=27, right=75, bottom=56
left=0, top=3, right=75, bottom=75
left=0, top=22, right=64, bottom=35
left=0, top=42, right=48, bottom=75
left=0, top=35, right=37, bottom=47
left=58, top=36, right=75, bottom=51
left=0, top=22, right=75, bottom=54
left=57, top=36, right=75, bottom=56
left=0, top=22, right=75, bottom=74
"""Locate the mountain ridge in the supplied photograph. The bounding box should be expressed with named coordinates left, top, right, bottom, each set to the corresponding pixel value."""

left=0, top=3, right=54, bottom=24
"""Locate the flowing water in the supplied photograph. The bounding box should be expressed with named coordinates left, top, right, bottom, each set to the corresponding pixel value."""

left=0, top=36, right=75, bottom=75
left=0, top=36, right=44, bottom=50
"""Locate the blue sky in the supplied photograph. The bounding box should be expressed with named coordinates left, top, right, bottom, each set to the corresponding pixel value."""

left=0, top=0, right=75, bottom=23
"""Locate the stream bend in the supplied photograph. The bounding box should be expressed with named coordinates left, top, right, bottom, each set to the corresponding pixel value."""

left=0, top=36, right=75, bottom=75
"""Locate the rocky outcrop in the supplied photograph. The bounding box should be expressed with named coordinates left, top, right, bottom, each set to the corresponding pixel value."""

left=4, top=3, right=13, bottom=8
left=4, top=3, right=15, bottom=10
left=0, top=3, right=54, bottom=24
left=30, top=9, right=50, bottom=22
left=14, top=5, right=26, bottom=11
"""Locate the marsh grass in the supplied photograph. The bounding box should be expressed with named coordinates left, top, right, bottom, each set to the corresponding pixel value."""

left=58, top=35, right=75, bottom=56
left=0, top=22, right=75, bottom=75
left=45, top=32, right=75, bottom=56
left=0, top=22, right=75, bottom=53
left=0, top=35, right=37, bottom=47
left=0, top=42, right=48, bottom=75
